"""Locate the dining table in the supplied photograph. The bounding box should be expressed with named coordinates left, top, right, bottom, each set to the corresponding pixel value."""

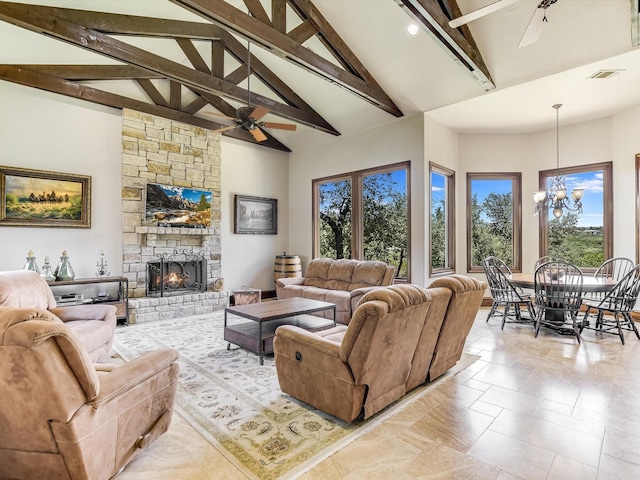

left=507, top=272, right=616, bottom=332
left=507, top=273, right=616, bottom=294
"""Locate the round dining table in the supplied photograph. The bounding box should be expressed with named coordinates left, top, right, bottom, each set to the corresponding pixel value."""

left=507, top=273, right=616, bottom=293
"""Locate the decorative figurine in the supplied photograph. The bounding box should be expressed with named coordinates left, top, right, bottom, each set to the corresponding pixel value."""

left=23, top=250, right=40, bottom=274
left=40, top=256, right=56, bottom=283
left=54, top=250, right=76, bottom=281
left=96, top=250, right=110, bottom=278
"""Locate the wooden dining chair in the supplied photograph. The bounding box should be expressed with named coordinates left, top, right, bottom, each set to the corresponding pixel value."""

left=583, top=257, right=634, bottom=304
left=533, top=261, right=584, bottom=343
left=483, top=256, right=535, bottom=329
left=582, top=263, right=640, bottom=344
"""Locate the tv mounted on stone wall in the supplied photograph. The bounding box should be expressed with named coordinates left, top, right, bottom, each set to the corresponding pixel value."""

left=144, top=183, right=211, bottom=228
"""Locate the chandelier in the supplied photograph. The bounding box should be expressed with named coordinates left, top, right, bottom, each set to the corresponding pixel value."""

left=533, top=104, right=584, bottom=219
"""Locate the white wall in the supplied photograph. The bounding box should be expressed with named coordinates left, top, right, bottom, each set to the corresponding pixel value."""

left=220, top=138, right=289, bottom=292
left=287, top=114, right=427, bottom=283
left=0, top=82, right=123, bottom=276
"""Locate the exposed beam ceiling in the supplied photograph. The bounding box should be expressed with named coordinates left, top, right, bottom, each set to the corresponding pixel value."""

left=1, top=0, right=415, bottom=151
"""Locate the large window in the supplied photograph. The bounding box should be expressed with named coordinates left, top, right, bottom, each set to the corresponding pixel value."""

left=539, top=162, right=612, bottom=270
left=313, top=162, right=410, bottom=280
left=430, top=162, right=455, bottom=275
left=467, top=172, right=522, bottom=273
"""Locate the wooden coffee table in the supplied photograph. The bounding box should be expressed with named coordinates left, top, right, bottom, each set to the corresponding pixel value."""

left=224, top=297, right=336, bottom=364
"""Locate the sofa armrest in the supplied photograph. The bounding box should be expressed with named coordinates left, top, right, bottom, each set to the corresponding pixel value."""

left=276, top=276, right=306, bottom=298
left=276, top=277, right=305, bottom=288
left=89, top=348, right=179, bottom=408
left=51, top=304, right=117, bottom=323
left=275, top=325, right=341, bottom=357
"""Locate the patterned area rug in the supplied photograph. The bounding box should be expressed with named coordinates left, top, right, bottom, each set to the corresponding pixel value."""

left=113, top=313, right=478, bottom=480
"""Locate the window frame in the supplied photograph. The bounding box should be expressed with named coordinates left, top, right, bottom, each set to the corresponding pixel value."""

left=312, top=161, right=411, bottom=281
left=429, top=162, right=456, bottom=276
left=538, top=161, right=612, bottom=272
left=466, top=172, right=522, bottom=273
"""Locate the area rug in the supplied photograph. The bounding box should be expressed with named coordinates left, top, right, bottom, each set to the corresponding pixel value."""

left=113, top=312, right=478, bottom=480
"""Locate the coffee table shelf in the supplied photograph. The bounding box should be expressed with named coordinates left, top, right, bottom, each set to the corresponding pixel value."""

left=224, top=298, right=336, bottom=364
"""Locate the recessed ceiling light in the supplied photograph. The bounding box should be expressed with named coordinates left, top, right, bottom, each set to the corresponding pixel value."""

left=407, top=24, right=420, bottom=36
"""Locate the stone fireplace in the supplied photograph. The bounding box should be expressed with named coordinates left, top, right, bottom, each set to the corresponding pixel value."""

left=121, top=109, right=227, bottom=323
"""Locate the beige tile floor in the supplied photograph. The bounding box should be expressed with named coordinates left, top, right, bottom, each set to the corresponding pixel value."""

left=117, top=308, right=640, bottom=479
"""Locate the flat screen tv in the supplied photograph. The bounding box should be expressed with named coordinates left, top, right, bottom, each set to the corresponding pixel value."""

left=145, top=183, right=211, bottom=228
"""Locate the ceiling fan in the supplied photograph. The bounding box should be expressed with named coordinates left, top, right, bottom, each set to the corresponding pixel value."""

left=204, top=42, right=297, bottom=142
left=449, top=0, right=559, bottom=48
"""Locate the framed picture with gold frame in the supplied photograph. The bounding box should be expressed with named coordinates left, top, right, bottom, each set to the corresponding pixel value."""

left=0, top=165, right=91, bottom=228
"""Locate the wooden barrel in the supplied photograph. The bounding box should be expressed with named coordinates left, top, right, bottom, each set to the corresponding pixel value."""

left=274, top=254, right=302, bottom=281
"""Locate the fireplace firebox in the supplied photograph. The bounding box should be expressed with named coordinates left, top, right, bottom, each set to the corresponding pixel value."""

left=147, top=251, right=207, bottom=297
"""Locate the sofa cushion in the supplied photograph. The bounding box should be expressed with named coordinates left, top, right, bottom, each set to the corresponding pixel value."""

left=349, top=260, right=390, bottom=290
left=303, top=258, right=332, bottom=288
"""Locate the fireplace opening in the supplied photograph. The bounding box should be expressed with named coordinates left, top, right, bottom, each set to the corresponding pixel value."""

left=147, top=251, right=207, bottom=297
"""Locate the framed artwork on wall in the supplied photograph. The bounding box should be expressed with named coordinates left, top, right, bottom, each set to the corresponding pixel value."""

left=234, top=194, right=277, bottom=235
left=0, top=165, right=91, bottom=228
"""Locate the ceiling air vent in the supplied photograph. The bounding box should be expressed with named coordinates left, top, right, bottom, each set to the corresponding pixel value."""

left=587, top=69, right=624, bottom=79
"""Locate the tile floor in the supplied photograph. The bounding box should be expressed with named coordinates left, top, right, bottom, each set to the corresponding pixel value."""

left=117, top=308, right=640, bottom=479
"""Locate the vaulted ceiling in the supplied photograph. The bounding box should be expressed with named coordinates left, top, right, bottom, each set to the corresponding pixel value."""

left=1, top=1, right=639, bottom=152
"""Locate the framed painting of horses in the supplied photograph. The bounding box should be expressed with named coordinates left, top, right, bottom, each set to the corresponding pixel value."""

left=0, top=165, right=91, bottom=228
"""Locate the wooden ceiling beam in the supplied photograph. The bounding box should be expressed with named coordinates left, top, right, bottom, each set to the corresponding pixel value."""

left=136, top=79, right=169, bottom=107
left=0, top=2, right=338, bottom=135
left=171, top=0, right=403, bottom=117
left=0, top=64, right=291, bottom=152
left=10, top=64, right=162, bottom=80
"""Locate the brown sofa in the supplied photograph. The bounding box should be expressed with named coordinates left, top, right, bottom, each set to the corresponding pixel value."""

left=0, top=270, right=116, bottom=362
left=273, top=275, right=486, bottom=423
left=275, top=258, right=396, bottom=324
left=0, top=305, right=179, bottom=480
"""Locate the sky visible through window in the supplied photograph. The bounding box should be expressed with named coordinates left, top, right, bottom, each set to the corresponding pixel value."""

left=468, top=171, right=603, bottom=228
left=431, top=172, right=445, bottom=209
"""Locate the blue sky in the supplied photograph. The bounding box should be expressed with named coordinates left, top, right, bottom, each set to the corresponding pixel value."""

left=431, top=171, right=603, bottom=228
left=155, top=183, right=211, bottom=203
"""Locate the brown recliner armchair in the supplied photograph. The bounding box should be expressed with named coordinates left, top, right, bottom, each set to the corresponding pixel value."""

left=0, top=306, right=179, bottom=480
left=0, top=270, right=116, bottom=362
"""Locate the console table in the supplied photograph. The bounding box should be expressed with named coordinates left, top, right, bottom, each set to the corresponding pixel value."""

left=48, top=276, right=129, bottom=325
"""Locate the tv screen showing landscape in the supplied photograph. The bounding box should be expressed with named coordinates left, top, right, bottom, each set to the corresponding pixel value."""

left=145, top=183, right=211, bottom=228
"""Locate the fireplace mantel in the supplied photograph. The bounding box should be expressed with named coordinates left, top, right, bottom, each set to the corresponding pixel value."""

left=135, top=226, right=217, bottom=236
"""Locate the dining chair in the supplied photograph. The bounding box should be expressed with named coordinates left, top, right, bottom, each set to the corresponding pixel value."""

left=533, top=261, right=584, bottom=343
left=483, top=256, right=535, bottom=329
left=583, top=257, right=634, bottom=304
left=581, top=263, right=640, bottom=344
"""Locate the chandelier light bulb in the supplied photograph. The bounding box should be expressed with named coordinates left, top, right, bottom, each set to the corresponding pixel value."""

left=553, top=207, right=563, bottom=219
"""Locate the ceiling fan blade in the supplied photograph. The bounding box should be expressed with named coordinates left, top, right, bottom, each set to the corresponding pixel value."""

left=249, top=127, right=268, bottom=142
left=250, top=105, right=269, bottom=121
left=210, top=125, right=238, bottom=134
left=518, top=7, right=547, bottom=48
left=449, top=0, right=522, bottom=28
left=201, top=111, right=238, bottom=121
left=262, top=122, right=297, bottom=131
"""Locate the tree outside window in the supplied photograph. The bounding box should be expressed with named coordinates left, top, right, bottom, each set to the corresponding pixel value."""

left=539, top=162, right=611, bottom=270
left=313, top=162, right=410, bottom=280
left=467, top=173, right=522, bottom=273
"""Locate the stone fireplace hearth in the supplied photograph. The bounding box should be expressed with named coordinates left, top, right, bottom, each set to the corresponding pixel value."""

left=121, top=109, right=227, bottom=323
